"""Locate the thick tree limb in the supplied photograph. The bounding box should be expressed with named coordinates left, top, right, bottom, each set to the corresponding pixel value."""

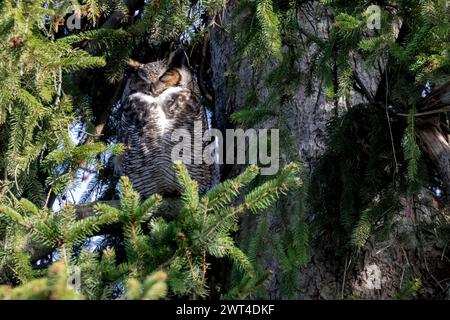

left=24, top=200, right=120, bottom=263
left=419, top=80, right=450, bottom=112
left=87, top=81, right=123, bottom=144
left=414, top=82, right=450, bottom=195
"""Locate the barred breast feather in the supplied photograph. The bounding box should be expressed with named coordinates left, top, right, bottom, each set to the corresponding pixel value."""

left=119, top=87, right=218, bottom=199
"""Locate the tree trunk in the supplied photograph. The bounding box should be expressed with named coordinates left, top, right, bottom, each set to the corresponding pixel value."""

left=418, top=125, right=450, bottom=194
left=209, top=1, right=450, bottom=299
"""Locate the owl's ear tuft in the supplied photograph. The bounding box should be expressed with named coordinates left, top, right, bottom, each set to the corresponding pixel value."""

left=127, top=59, right=143, bottom=70
left=167, top=48, right=187, bottom=69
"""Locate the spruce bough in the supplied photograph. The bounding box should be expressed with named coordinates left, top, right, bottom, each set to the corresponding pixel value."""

left=0, top=162, right=301, bottom=300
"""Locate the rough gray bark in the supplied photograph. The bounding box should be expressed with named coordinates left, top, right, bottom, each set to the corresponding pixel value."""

left=209, top=1, right=450, bottom=299
left=419, top=125, right=450, bottom=194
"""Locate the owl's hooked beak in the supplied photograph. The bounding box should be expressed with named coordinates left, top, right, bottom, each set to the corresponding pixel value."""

left=148, top=83, right=156, bottom=95
left=140, top=80, right=156, bottom=96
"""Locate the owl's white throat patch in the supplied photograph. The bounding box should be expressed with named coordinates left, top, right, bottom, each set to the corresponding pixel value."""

left=130, top=87, right=184, bottom=132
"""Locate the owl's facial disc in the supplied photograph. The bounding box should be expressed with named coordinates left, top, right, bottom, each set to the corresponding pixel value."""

left=134, top=57, right=191, bottom=96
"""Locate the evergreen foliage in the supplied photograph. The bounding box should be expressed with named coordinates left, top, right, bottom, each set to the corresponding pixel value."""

left=230, top=1, right=448, bottom=299
left=229, top=1, right=313, bottom=299
left=310, top=106, right=404, bottom=251
left=0, top=0, right=109, bottom=205
left=1, top=0, right=447, bottom=301
left=402, top=106, right=422, bottom=194
left=308, top=0, right=450, bottom=251
left=395, top=278, right=422, bottom=300
left=0, top=262, right=84, bottom=300
left=317, top=0, right=450, bottom=103
left=0, top=162, right=300, bottom=299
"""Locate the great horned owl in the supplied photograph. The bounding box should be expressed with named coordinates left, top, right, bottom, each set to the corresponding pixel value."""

left=116, top=49, right=218, bottom=199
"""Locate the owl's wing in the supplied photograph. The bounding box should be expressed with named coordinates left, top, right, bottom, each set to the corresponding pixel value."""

left=118, top=76, right=141, bottom=145
left=115, top=79, right=135, bottom=176
left=172, top=90, right=220, bottom=193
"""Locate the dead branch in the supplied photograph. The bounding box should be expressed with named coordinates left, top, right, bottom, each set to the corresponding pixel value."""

left=25, top=197, right=182, bottom=263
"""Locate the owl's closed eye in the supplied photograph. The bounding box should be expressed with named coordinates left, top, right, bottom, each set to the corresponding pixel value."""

left=151, top=50, right=194, bottom=95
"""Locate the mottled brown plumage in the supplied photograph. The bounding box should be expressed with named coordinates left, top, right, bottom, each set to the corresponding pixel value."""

left=116, top=50, right=218, bottom=199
